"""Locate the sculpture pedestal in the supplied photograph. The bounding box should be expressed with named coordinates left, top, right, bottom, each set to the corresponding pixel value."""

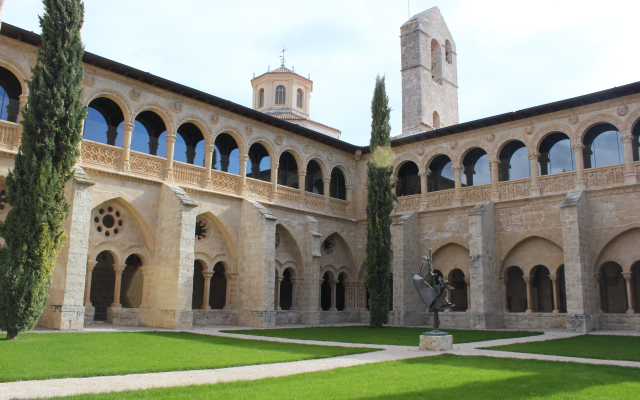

left=419, top=333, right=453, bottom=351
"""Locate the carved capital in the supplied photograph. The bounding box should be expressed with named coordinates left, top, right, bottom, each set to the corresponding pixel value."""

left=323, top=177, right=331, bottom=184
left=621, top=135, right=633, bottom=144
left=571, top=143, right=585, bottom=151
left=451, top=163, right=461, bottom=171
left=239, top=154, right=249, bottom=162
left=113, top=263, right=127, bottom=274
left=297, top=169, right=307, bottom=176
left=86, top=261, right=98, bottom=272
left=528, top=151, right=540, bottom=159
left=122, top=122, right=135, bottom=132
left=622, top=271, right=633, bottom=281
left=166, top=135, right=177, bottom=143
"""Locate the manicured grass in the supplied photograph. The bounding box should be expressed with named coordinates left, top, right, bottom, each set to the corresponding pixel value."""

left=0, top=331, right=377, bottom=382
left=483, top=334, right=640, bottom=362
left=52, top=355, right=640, bottom=399
left=223, top=325, right=542, bottom=346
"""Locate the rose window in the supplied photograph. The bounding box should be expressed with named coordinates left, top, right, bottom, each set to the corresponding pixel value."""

left=195, top=219, right=208, bottom=242
left=94, top=206, right=124, bottom=237
left=322, top=236, right=335, bottom=254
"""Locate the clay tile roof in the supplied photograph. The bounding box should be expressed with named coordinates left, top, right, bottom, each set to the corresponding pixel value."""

left=271, top=65, right=293, bottom=73
left=268, top=112, right=307, bottom=120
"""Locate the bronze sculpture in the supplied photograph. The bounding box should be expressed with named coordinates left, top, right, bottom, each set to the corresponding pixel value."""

left=412, top=248, right=454, bottom=333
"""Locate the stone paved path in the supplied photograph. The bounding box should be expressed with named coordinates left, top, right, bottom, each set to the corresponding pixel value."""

left=1, top=327, right=639, bottom=400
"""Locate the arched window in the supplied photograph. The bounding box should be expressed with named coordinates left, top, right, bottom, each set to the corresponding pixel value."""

left=530, top=265, right=553, bottom=312
left=396, top=161, right=420, bottom=197
left=321, top=272, right=332, bottom=311
left=175, top=123, right=205, bottom=165
left=296, top=89, right=303, bottom=108
left=132, top=111, right=167, bottom=157
left=462, top=148, right=490, bottom=186
left=336, top=272, right=347, bottom=311
left=277, top=151, right=299, bottom=188
left=210, top=263, right=227, bottom=309
left=246, top=143, right=271, bottom=181
left=498, top=141, right=529, bottom=181
left=121, top=254, right=143, bottom=309
left=433, top=111, right=441, bottom=129
left=275, top=86, right=286, bottom=105
left=258, top=88, right=264, bottom=108
left=330, top=167, right=346, bottom=200
left=213, top=133, right=240, bottom=174
left=83, top=97, right=125, bottom=147
left=280, top=268, right=294, bottom=310
left=0, top=67, right=22, bottom=123
left=506, top=266, right=527, bottom=312
left=430, top=39, right=442, bottom=83
left=632, top=122, right=640, bottom=162
left=192, top=260, right=205, bottom=310
left=599, top=262, right=627, bottom=313
left=583, top=123, right=623, bottom=168
left=445, top=40, right=453, bottom=64
left=449, top=269, right=467, bottom=311
left=427, top=155, right=454, bottom=192
left=89, top=251, right=115, bottom=321
left=305, top=160, right=324, bottom=194
left=539, top=132, right=574, bottom=175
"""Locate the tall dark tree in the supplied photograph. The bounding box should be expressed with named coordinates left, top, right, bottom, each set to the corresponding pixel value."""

left=0, top=0, right=85, bottom=339
left=365, top=76, right=395, bottom=328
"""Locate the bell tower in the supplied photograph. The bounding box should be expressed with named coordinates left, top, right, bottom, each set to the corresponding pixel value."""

left=400, top=7, right=459, bottom=137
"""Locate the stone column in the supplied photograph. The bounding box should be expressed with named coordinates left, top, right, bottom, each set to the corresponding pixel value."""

left=550, top=274, right=559, bottom=313
left=524, top=275, right=532, bottom=313
left=204, top=144, right=214, bottom=187
left=489, top=158, right=500, bottom=201
left=502, top=276, right=509, bottom=313
left=622, top=271, right=635, bottom=314
left=621, top=135, right=637, bottom=184
left=84, top=261, right=97, bottom=307
left=275, top=276, right=283, bottom=310
left=121, top=122, right=134, bottom=173
left=391, top=211, right=421, bottom=325
left=594, top=274, right=603, bottom=314
left=111, top=263, right=126, bottom=308
left=452, top=163, right=462, bottom=206
left=270, top=162, right=279, bottom=200
left=419, top=171, right=429, bottom=209
left=572, top=144, right=586, bottom=190
left=239, top=154, right=248, bottom=195
left=298, top=170, right=307, bottom=205
left=323, top=177, right=331, bottom=207
left=330, top=280, right=338, bottom=311
left=223, top=273, right=236, bottom=310
left=202, top=270, right=213, bottom=310
left=164, top=134, right=177, bottom=181
left=529, top=151, right=541, bottom=196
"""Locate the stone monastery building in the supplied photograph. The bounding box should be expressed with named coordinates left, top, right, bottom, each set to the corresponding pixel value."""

left=0, top=7, right=639, bottom=333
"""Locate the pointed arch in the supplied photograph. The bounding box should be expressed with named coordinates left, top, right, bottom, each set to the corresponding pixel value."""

left=501, top=236, right=564, bottom=276
left=432, top=242, right=469, bottom=277
left=196, top=211, right=237, bottom=260
left=275, top=223, right=303, bottom=265
left=595, top=227, right=640, bottom=273
left=91, top=197, right=154, bottom=250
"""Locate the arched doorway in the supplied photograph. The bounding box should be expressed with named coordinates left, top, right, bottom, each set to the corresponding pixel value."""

left=599, top=262, right=627, bottom=313
left=192, top=260, right=205, bottom=310
left=210, top=262, right=227, bottom=309
left=120, top=254, right=143, bottom=308
left=280, top=268, right=294, bottom=310
left=449, top=269, right=467, bottom=311
left=530, top=265, right=553, bottom=312
left=321, top=272, right=333, bottom=311
left=336, top=272, right=347, bottom=311
left=505, top=266, right=526, bottom=312
left=89, top=251, right=116, bottom=321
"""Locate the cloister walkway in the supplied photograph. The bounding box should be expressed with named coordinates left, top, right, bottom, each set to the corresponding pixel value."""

left=1, top=325, right=639, bottom=400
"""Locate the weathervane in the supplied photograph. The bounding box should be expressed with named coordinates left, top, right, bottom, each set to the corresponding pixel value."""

left=280, top=46, right=287, bottom=66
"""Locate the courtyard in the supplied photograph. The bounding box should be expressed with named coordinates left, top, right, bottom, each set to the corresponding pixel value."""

left=1, top=325, right=639, bottom=399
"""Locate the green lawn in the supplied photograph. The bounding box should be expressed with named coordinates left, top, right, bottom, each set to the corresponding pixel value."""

left=483, top=334, right=640, bottom=362
left=51, top=355, right=640, bottom=399
left=0, top=331, right=377, bottom=382
left=223, top=326, right=542, bottom=346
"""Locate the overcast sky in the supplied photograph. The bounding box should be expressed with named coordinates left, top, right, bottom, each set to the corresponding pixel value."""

left=5, top=0, right=640, bottom=146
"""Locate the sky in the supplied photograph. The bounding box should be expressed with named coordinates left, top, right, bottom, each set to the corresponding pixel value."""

left=4, top=0, right=640, bottom=146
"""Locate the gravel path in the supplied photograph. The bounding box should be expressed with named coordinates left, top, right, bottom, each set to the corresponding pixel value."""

left=1, top=327, right=639, bottom=400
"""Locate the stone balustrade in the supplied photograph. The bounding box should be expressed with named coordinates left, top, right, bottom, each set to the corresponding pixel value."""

left=0, top=120, right=18, bottom=150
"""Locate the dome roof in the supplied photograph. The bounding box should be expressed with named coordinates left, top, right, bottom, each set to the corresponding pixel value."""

left=271, top=65, right=293, bottom=73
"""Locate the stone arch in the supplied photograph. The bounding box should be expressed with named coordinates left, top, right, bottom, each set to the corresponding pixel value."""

left=277, top=146, right=305, bottom=169
left=90, top=197, right=153, bottom=250
left=575, top=114, right=623, bottom=143
left=321, top=264, right=339, bottom=278
left=598, top=261, right=628, bottom=313
left=84, top=88, right=132, bottom=123
left=501, top=236, right=564, bottom=276
left=131, top=102, right=175, bottom=133
left=328, top=163, right=351, bottom=185
left=210, top=254, right=234, bottom=274
left=489, top=133, right=530, bottom=162
left=505, top=266, right=527, bottom=312
left=423, top=148, right=455, bottom=170
left=621, top=106, right=640, bottom=136
left=276, top=222, right=303, bottom=264
left=213, top=126, right=247, bottom=155
left=307, top=156, right=329, bottom=178
left=595, top=227, right=640, bottom=273
left=432, top=242, right=469, bottom=277
left=448, top=268, right=468, bottom=311
left=529, top=265, right=553, bottom=312
left=89, top=250, right=117, bottom=321
left=195, top=211, right=237, bottom=260
left=121, top=253, right=144, bottom=308
left=88, top=242, right=123, bottom=265
left=247, top=137, right=277, bottom=161
left=176, top=115, right=212, bottom=146
left=531, top=124, right=574, bottom=151
left=0, top=55, right=31, bottom=95
left=122, top=245, right=150, bottom=266
left=393, top=154, right=423, bottom=176
left=320, top=231, right=355, bottom=272
left=454, top=141, right=490, bottom=165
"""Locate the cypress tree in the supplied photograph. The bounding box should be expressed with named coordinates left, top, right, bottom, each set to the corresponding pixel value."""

left=0, top=0, right=85, bottom=339
left=365, top=75, right=395, bottom=328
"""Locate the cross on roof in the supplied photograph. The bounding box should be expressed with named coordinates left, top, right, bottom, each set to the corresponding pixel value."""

left=280, top=46, right=287, bottom=66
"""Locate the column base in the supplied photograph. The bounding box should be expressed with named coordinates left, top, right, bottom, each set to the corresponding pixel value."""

left=38, top=305, right=86, bottom=330
left=626, top=310, right=636, bottom=315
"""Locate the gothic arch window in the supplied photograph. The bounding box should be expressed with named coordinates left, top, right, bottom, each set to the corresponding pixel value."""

left=246, top=143, right=271, bottom=182
left=121, top=254, right=143, bottom=309
left=433, top=111, right=441, bottom=129
left=632, top=122, right=640, bottom=162
left=84, top=97, right=125, bottom=147
left=462, top=148, right=490, bottom=186
left=330, top=167, right=346, bottom=200
left=275, top=86, right=286, bottom=105
left=506, top=266, right=527, bottom=312
left=498, top=141, right=529, bottom=181
left=396, top=161, right=420, bottom=197
left=599, top=261, right=627, bottom=313
left=430, top=39, right=442, bottom=84
left=213, top=133, right=240, bottom=174
left=278, top=151, right=299, bottom=188
left=0, top=66, right=22, bottom=123
left=539, top=132, right=574, bottom=175
left=296, top=89, right=303, bottom=108
left=305, top=160, right=324, bottom=194
left=583, top=123, right=623, bottom=168
left=427, top=155, right=455, bottom=192
left=175, top=123, right=205, bottom=165
left=445, top=40, right=453, bottom=64
left=258, top=88, right=264, bottom=108
left=132, top=111, right=167, bottom=157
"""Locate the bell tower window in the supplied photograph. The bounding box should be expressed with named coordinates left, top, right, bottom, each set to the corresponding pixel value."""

left=258, top=88, right=264, bottom=108
left=296, top=89, right=303, bottom=108
left=275, top=86, right=286, bottom=105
